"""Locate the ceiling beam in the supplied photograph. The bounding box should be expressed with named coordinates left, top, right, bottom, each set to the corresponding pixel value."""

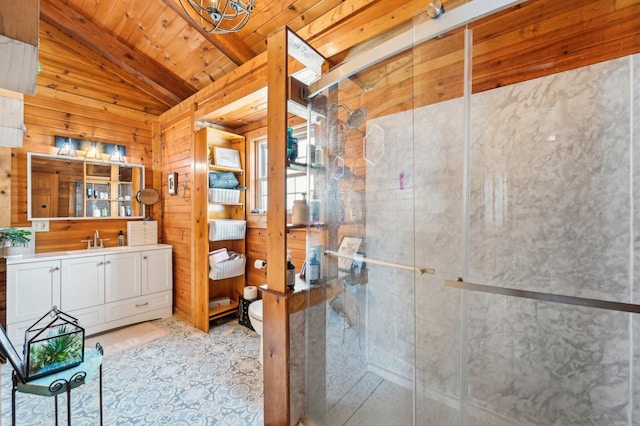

left=161, top=0, right=256, bottom=66
left=40, top=0, right=197, bottom=105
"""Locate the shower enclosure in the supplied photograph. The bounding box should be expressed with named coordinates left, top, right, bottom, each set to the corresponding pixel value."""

left=301, top=1, right=640, bottom=425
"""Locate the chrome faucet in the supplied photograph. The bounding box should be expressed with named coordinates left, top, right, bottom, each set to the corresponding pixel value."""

left=94, top=230, right=100, bottom=248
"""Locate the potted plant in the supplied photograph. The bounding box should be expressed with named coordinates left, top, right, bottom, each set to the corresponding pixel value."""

left=0, top=228, right=32, bottom=258
left=25, top=307, right=85, bottom=380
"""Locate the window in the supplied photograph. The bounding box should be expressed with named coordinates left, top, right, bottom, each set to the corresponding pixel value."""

left=254, top=126, right=314, bottom=212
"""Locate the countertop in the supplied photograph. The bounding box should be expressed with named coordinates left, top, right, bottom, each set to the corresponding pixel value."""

left=5, top=244, right=173, bottom=265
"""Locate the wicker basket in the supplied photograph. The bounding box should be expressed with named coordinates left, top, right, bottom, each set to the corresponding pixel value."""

left=209, top=253, right=245, bottom=280
left=208, top=188, right=241, bottom=203
left=208, top=219, right=246, bottom=241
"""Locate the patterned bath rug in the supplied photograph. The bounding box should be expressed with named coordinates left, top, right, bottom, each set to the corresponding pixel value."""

left=85, top=321, right=169, bottom=357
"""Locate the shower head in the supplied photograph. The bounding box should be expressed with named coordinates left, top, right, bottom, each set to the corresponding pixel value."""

left=346, top=107, right=367, bottom=130
left=335, top=103, right=368, bottom=130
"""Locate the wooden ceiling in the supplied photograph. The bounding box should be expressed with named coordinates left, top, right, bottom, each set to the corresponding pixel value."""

left=36, top=0, right=640, bottom=129
left=37, top=0, right=432, bottom=118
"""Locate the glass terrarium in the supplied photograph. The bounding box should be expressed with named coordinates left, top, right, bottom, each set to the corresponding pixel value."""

left=24, top=306, right=85, bottom=381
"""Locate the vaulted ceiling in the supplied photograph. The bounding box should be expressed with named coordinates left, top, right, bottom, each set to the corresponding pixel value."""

left=37, top=0, right=426, bottom=118
left=36, top=0, right=640, bottom=131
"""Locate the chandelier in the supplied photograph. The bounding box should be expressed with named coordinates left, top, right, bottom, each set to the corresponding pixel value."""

left=178, top=0, right=255, bottom=34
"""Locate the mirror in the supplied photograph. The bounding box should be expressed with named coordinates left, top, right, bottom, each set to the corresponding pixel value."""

left=136, top=188, right=159, bottom=220
left=28, top=153, right=145, bottom=220
left=136, top=188, right=159, bottom=205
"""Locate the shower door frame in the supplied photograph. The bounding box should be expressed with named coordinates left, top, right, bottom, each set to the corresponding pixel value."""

left=298, top=1, right=530, bottom=424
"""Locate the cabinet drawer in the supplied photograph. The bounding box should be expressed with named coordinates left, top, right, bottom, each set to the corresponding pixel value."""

left=105, top=291, right=172, bottom=322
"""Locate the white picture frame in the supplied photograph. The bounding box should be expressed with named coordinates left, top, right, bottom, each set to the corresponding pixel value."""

left=337, top=236, right=363, bottom=272
left=167, top=172, right=177, bottom=195
left=213, top=147, right=241, bottom=168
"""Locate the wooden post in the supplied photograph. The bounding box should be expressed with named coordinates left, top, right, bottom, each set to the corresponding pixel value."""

left=264, top=26, right=290, bottom=425
left=193, top=127, right=211, bottom=333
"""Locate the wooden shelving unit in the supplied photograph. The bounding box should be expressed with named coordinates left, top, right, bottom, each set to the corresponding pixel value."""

left=194, top=127, right=247, bottom=331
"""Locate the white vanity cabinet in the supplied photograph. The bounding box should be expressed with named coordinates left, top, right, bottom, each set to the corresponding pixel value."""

left=142, top=248, right=172, bottom=294
left=61, top=251, right=143, bottom=332
left=61, top=255, right=107, bottom=333
left=6, top=244, right=173, bottom=347
left=7, top=260, right=61, bottom=344
left=104, top=246, right=172, bottom=324
left=61, top=255, right=106, bottom=310
left=105, top=252, right=142, bottom=302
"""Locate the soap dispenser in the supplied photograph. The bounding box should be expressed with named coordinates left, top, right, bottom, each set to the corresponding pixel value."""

left=287, top=250, right=296, bottom=290
left=308, top=248, right=320, bottom=284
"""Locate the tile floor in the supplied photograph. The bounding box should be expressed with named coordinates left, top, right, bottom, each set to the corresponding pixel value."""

left=322, top=302, right=412, bottom=426
left=2, top=316, right=264, bottom=425
left=2, top=306, right=408, bottom=425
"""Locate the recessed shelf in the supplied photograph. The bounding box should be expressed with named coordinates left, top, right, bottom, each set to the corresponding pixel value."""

left=209, top=164, right=244, bottom=174
left=286, top=161, right=324, bottom=172
left=208, top=202, right=245, bottom=207
left=208, top=300, right=239, bottom=320
left=286, top=223, right=327, bottom=231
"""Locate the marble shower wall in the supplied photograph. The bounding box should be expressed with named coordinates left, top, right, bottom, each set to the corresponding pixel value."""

left=364, top=54, right=639, bottom=424
left=365, top=111, right=417, bottom=385
left=466, top=55, right=634, bottom=425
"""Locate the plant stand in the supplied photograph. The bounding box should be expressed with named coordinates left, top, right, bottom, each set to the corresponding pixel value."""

left=11, top=345, right=104, bottom=426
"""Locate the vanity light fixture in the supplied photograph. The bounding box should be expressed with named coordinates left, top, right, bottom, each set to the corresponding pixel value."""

left=56, top=137, right=77, bottom=157
left=108, top=145, right=126, bottom=164
left=84, top=142, right=103, bottom=161
left=178, top=0, right=255, bottom=34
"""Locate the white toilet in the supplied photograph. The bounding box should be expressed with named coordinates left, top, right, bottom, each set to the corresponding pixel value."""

left=248, top=299, right=263, bottom=363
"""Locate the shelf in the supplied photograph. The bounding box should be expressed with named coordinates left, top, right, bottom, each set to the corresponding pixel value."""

left=286, top=223, right=327, bottom=231
left=86, top=198, right=130, bottom=202
left=287, top=161, right=324, bottom=172
left=209, top=202, right=245, bottom=207
left=209, top=164, right=244, bottom=174
left=208, top=300, right=239, bottom=320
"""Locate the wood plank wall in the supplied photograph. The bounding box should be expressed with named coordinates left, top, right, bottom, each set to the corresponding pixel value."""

left=10, top=91, right=156, bottom=252
left=6, top=18, right=160, bottom=253
left=160, top=106, right=197, bottom=325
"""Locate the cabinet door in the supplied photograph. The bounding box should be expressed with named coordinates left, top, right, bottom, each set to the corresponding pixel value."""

left=7, top=260, right=61, bottom=324
left=61, top=255, right=105, bottom=311
left=142, top=248, right=173, bottom=295
left=105, top=252, right=142, bottom=302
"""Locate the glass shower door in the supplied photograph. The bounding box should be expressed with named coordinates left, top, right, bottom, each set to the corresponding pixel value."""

left=304, top=32, right=421, bottom=426
left=303, top=2, right=640, bottom=424
left=454, top=16, right=640, bottom=425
